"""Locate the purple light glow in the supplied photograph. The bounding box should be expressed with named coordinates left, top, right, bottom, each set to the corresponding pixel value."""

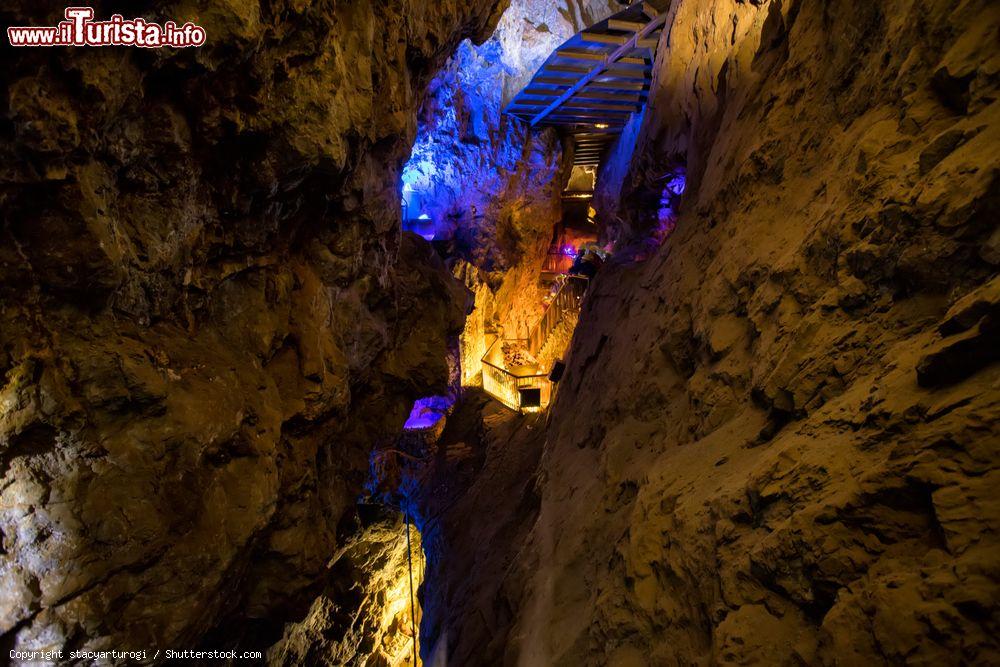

left=655, top=168, right=687, bottom=243
left=403, top=395, right=454, bottom=431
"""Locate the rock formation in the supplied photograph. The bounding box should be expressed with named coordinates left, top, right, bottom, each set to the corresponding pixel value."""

left=268, top=506, right=424, bottom=666
left=0, top=0, right=500, bottom=655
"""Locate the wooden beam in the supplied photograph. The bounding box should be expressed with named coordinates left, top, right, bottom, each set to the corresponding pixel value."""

left=608, top=19, right=647, bottom=32
left=548, top=111, right=627, bottom=119
left=593, top=73, right=651, bottom=83
left=585, top=80, right=649, bottom=91
left=535, top=77, right=648, bottom=91
left=546, top=64, right=651, bottom=79
left=556, top=49, right=647, bottom=65
left=570, top=92, right=645, bottom=103
left=518, top=109, right=635, bottom=118
left=553, top=122, right=624, bottom=128
left=637, top=34, right=661, bottom=49
left=535, top=76, right=577, bottom=86
left=580, top=33, right=629, bottom=46
left=521, top=88, right=647, bottom=102
left=531, top=10, right=667, bottom=127
left=514, top=101, right=637, bottom=112
left=642, top=3, right=659, bottom=20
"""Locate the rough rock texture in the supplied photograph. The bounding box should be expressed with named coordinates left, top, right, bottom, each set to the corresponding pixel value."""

left=423, top=0, right=1000, bottom=664
left=268, top=507, right=424, bottom=666
left=411, top=391, right=546, bottom=667
left=0, top=0, right=502, bottom=654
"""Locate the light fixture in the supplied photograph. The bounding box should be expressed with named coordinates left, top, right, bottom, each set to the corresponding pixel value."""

left=594, top=123, right=609, bottom=129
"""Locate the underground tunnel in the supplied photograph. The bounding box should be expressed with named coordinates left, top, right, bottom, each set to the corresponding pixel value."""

left=0, top=0, right=998, bottom=665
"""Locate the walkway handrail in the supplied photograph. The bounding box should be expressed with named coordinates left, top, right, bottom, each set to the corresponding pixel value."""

left=480, top=275, right=588, bottom=412
left=528, top=275, right=588, bottom=357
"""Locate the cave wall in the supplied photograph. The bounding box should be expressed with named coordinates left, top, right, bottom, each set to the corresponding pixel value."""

left=0, top=0, right=505, bottom=654
left=268, top=509, right=423, bottom=666
left=425, top=0, right=1000, bottom=664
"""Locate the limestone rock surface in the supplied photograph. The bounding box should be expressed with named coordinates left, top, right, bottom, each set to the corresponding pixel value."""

left=0, top=0, right=500, bottom=654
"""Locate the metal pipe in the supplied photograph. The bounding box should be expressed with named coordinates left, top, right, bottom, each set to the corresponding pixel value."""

left=405, top=511, right=418, bottom=665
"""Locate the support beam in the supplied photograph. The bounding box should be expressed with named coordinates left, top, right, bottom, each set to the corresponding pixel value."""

left=637, top=34, right=661, bottom=49
left=546, top=64, right=651, bottom=79
left=608, top=19, right=647, bottom=32
left=530, top=10, right=667, bottom=127
left=522, top=88, right=648, bottom=102
left=535, top=77, right=648, bottom=91
left=513, top=101, right=638, bottom=112
left=580, top=32, right=628, bottom=46
left=556, top=49, right=647, bottom=66
left=548, top=111, right=628, bottom=119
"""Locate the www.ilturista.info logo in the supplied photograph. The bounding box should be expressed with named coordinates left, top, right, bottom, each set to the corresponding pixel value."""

left=7, top=7, right=206, bottom=47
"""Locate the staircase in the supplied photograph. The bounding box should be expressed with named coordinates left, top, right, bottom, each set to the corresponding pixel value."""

left=482, top=276, right=588, bottom=412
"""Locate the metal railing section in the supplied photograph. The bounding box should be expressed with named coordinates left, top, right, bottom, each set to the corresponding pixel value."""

left=481, top=276, right=588, bottom=412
